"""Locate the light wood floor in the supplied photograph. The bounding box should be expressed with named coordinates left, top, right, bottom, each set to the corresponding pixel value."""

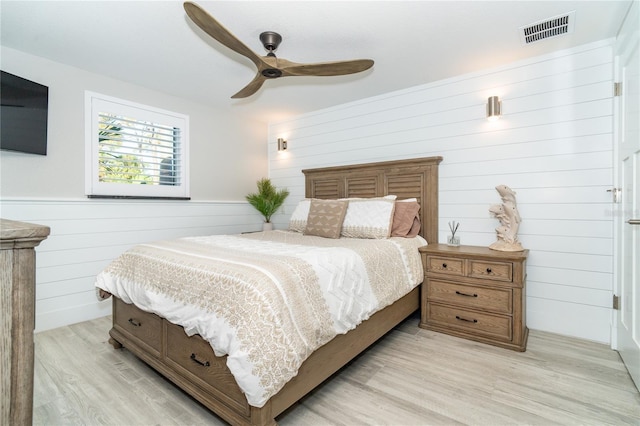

left=33, top=314, right=640, bottom=425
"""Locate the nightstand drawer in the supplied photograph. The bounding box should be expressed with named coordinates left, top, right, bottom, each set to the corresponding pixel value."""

left=427, top=303, right=512, bottom=342
left=427, top=280, right=512, bottom=314
left=427, top=256, right=464, bottom=276
left=469, top=260, right=512, bottom=282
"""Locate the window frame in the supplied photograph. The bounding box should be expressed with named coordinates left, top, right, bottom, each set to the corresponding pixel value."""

left=85, top=91, right=190, bottom=199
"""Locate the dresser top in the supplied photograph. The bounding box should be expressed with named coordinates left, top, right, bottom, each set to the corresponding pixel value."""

left=420, top=243, right=529, bottom=260
left=1, top=218, right=50, bottom=248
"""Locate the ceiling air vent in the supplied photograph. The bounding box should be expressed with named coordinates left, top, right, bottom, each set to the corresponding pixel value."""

left=519, top=11, right=576, bottom=45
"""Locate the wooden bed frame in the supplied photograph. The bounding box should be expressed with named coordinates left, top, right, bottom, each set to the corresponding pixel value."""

left=107, top=156, right=442, bottom=425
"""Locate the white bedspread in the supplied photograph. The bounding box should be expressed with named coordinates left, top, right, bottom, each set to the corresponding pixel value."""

left=95, top=230, right=426, bottom=407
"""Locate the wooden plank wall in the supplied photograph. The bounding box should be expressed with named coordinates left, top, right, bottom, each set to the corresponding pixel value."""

left=0, top=200, right=262, bottom=332
left=267, top=40, right=615, bottom=343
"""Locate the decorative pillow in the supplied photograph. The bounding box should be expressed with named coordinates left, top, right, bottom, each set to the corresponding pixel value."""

left=340, top=195, right=397, bottom=239
left=288, top=199, right=311, bottom=233
left=304, top=199, right=348, bottom=239
left=391, top=199, right=421, bottom=237
left=407, top=214, right=421, bottom=237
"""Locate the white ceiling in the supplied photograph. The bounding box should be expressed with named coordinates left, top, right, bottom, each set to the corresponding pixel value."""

left=1, top=1, right=632, bottom=123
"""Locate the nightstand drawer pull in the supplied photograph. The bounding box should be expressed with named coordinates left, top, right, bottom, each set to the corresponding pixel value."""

left=455, top=290, right=478, bottom=298
left=190, top=353, right=210, bottom=367
left=128, top=318, right=141, bottom=327
left=455, top=315, right=478, bottom=324
left=442, top=263, right=447, bottom=268
left=486, top=268, right=492, bottom=273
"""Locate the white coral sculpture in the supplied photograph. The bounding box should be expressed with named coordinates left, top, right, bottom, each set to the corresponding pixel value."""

left=489, top=185, right=524, bottom=252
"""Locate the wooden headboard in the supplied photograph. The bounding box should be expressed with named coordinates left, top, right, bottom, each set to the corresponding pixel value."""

left=302, top=156, right=443, bottom=244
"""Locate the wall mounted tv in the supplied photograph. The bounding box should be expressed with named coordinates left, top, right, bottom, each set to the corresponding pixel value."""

left=1, top=70, right=49, bottom=155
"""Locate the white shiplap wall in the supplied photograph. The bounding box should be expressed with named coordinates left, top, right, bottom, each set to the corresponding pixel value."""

left=1, top=199, right=264, bottom=332
left=268, top=40, right=615, bottom=344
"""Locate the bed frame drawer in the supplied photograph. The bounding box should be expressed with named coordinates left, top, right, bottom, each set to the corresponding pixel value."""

left=164, top=322, right=250, bottom=417
left=113, top=298, right=162, bottom=357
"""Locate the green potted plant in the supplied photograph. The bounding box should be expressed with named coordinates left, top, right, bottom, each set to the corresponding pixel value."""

left=246, top=178, right=290, bottom=231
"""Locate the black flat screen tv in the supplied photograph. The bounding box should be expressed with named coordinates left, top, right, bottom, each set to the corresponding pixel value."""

left=1, top=70, right=49, bottom=155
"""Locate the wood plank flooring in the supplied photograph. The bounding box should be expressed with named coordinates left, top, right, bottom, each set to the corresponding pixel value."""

left=33, top=314, right=640, bottom=425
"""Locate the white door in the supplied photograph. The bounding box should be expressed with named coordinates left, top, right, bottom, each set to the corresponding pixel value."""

left=615, top=0, right=640, bottom=391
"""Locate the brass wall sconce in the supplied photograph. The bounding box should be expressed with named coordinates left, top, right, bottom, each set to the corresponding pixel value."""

left=486, top=96, right=501, bottom=121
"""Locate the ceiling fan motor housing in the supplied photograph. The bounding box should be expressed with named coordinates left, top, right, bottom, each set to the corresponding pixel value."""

left=260, top=31, right=282, bottom=52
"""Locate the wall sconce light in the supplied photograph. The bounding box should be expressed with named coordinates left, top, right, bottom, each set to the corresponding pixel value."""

left=486, top=96, right=501, bottom=121
left=277, top=138, right=287, bottom=151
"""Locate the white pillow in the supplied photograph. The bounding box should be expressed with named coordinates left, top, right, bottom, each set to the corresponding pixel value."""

left=288, top=199, right=311, bottom=233
left=340, top=195, right=397, bottom=239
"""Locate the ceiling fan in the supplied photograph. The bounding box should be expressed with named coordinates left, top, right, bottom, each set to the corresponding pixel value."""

left=183, top=1, right=374, bottom=99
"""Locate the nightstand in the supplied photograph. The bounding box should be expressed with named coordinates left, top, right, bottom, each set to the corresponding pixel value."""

left=419, top=244, right=529, bottom=351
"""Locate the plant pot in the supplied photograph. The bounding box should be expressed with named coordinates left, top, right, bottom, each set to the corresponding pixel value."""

left=262, top=222, right=274, bottom=231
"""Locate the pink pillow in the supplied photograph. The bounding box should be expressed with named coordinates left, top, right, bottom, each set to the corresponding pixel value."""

left=391, top=200, right=421, bottom=237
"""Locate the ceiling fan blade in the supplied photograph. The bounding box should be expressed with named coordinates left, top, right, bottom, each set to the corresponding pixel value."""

left=231, top=74, right=268, bottom=99
left=183, top=1, right=265, bottom=70
left=281, top=59, right=374, bottom=77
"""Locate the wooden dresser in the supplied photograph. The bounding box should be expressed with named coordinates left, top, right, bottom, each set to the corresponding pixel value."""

left=1, top=219, right=50, bottom=425
left=419, top=244, right=529, bottom=352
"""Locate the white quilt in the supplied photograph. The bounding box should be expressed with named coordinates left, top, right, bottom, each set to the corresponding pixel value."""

left=95, top=230, right=426, bottom=407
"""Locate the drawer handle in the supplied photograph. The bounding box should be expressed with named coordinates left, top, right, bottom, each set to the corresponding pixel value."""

left=442, top=263, right=447, bottom=268
left=455, top=291, right=478, bottom=298
left=486, top=268, right=492, bottom=274
left=128, top=318, right=141, bottom=327
left=190, top=353, right=210, bottom=367
left=455, top=315, right=478, bottom=324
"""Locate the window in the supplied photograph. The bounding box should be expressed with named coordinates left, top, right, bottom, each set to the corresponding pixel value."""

left=85, top=92, right=189, bottom=199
